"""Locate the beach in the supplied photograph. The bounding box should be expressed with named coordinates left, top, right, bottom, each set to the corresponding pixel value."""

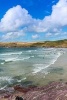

left=42, top=49, right=67, bottom=84
left=0, top=0, right=67, bottom=98
left=23, top=48, right=67, bottom=86
left=0, top=48, right=67, bottom=100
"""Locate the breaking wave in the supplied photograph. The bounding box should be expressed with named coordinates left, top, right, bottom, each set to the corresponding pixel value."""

left=0, top=51, right=22, bottom=56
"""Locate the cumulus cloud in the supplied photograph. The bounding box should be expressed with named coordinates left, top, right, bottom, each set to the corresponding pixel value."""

left=0, top=0, right=67, bottom=40
left=32, top=34, right=39, bottom=39
left=0, top=5, right=34, bottom=32
left=34, top=0, right=67, bottom=32
left=50, top=0, right=67, bottom=26
left=45, top=32, right=52, bottom=37
left=2, top=30, right=25, bottom=40
left=54, top=32, right=60, bottom=36
left=1, top=0, right=67, bottom=33
left=0, top=5, right=36, bottom=40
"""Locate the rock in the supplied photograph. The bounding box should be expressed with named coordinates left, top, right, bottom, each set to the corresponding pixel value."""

left=1, top=82, right=67, bottom=100
left=4, top=94, right=11, bottom=98
left=15, top=96, right=23, bottom=100
left=14, top=85, right=30, bottom=93
left=24, top=82, right=67, bottom=100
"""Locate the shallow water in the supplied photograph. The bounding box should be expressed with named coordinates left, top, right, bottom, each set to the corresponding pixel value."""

left=0, top=47, right=67, bottom=89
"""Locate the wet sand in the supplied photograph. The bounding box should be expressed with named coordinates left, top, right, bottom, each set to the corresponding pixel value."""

left=42, top=51, right=67, bottom=84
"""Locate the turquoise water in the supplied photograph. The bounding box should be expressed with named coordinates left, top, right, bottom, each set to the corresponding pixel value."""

left=0, top=47, right=66, bottom=89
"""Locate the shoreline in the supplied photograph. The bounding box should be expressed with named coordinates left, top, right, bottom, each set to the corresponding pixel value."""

left=30, top=50, right=67, bottom=86
left=0, top=48, right=67, bottom=100
left=0, top=49, right=67, bottom=99
left=44, top=50, right=67, bottom=83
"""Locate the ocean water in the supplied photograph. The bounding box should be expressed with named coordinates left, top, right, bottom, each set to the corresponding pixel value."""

left=0, top=47, right=66, bottom=89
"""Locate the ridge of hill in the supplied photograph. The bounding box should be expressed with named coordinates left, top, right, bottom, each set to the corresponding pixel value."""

left=0, top=39, right=67, bottom=48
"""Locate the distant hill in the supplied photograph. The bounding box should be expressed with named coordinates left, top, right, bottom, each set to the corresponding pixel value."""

left=0, top=39, right=67, bottom=48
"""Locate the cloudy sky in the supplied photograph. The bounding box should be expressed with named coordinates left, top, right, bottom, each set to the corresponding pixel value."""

left=0, top=0, right=67, bottom=42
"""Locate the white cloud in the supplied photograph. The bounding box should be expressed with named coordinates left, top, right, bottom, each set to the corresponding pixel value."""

left=0, top=5, right=35, bottom=32
left=2, top=30, right=25, bottom=40
left=54, top=32, right=60, bottom=36
left=32, top=34, right=39, bottom=39
left=45, top=32, right=52, bottom=37
left=35, top=0, right=67, bottom=33
left=63, top=32, right=67, bottom=35
left=50, top=0, right=67, bottom=26
left=1, top=0, right=67, bottom=33
left=0, top=0, right=67, bottom=40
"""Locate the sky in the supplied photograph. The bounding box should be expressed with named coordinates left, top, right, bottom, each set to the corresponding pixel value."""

left=0, top=0, right=67, bottom=42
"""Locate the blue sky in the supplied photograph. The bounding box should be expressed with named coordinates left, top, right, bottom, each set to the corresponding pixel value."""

left=0, top=0, right=67, bottom=42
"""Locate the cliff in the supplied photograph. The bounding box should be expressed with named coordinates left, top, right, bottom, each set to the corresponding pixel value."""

left=0, top=39, right=67, bottom=48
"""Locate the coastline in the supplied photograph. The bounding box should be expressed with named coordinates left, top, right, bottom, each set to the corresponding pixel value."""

left=43, top=50, right=67, bottom=84
left=29, top=50, right=67, bottom=86
left=0, top=49, right=67, bottom=99
left=21, top=49, right=67, bottom=86
left=0, top=39, right=67, bottom=48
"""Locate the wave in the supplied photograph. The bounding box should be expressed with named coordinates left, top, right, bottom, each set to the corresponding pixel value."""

left=38, top=55, right=45, bottom=57
left=26, top=50, right=32, bottom=53
left=0, top=51, right=22, bottom=56
left=16, top=57, right=30, bottom=61
left=0, top=77, right=27, bottom=90
left=1, top=62, right=4, bottom=65
left=4, top=56, right=30, bottom=63
left=0, top=85, right=7, bottom=90
left=31, top=56, right=34, bottom=58
left=52, top=52, right=61, bottom=64
left=32, top=64, right=47, bottom=74
left=0, top=76, right=13, bottom=83
left=26, top=49, right=37, bottom=53
left=17, top=77, right=26, bottom=82
left=32, top=52, right=62, bottom=74
left=5, top=57, right=18, bottom=62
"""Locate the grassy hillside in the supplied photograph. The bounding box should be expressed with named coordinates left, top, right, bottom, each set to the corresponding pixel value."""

left=0, top=39, right=67, bottom=48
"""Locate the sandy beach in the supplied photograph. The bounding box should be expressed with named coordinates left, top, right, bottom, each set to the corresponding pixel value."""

left=25, top=49, right=67, bottom=86
left=39, top=50, right=67, bottom=85
left=46, top=50, right=67, bottom=82
left=0, top=48, right=67, bottom=100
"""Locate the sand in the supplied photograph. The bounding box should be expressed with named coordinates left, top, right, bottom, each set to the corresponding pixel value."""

left=43, top=51, right=67, bottom=84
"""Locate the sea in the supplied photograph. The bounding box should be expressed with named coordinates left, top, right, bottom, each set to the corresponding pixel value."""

left=0, top=47, right=67, bottom=89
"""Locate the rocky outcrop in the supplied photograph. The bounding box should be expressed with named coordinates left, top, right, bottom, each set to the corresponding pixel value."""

left=15, top=96, right=23, bottom=100
left=24, top=82, right=67, bottom=100
left=1, top=82, right=67, bottom=100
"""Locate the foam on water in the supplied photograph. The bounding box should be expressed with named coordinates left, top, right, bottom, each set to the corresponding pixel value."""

left=0, top=85, right=7, bottom=90
left=0, top=76, right=13, bottom=83
left=32, top=52, right=62, bottom=74
left=17, top=77, right=26, bottom=83
left=32, top=64, right=47, bottom=74
left=15, top=56, right=30, bottom=61
left=51, top=52, right=61, bottom=65
left=0, top=51, right=22, bottom=56
left=27, top=50, right=32, bottom=53
left=5, top=57, right=18, bottom=62
left=1, top=62, right=4, bottom=65
left=1, top=56, right=30, bottom=63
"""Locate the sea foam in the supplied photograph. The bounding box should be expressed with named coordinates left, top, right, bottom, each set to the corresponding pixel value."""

left=32, top=52, right=62, bottom=74
left=0, top=51, right=22, bottom=56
